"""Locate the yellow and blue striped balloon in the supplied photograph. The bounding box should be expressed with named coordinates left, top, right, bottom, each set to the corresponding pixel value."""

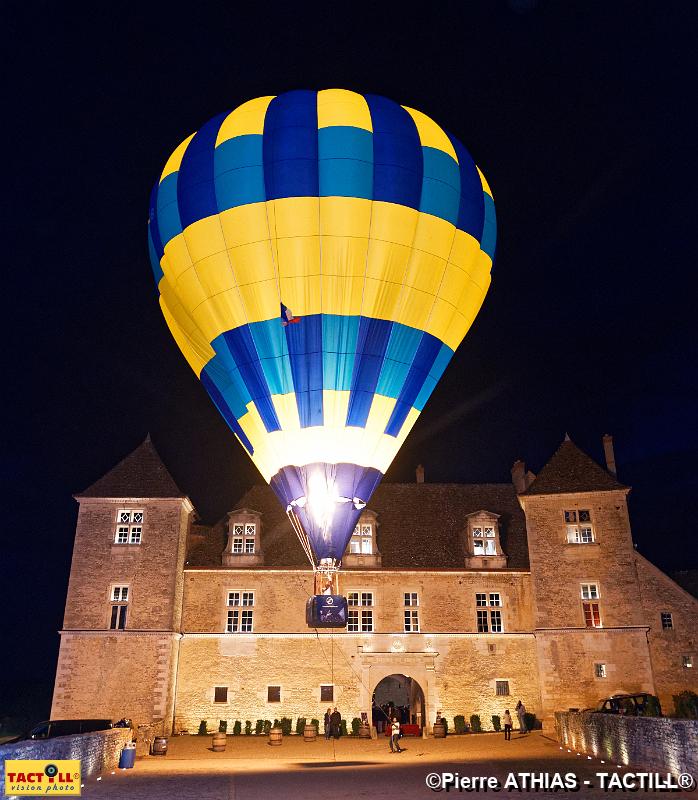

left=148, top=89, right=495, bottom=562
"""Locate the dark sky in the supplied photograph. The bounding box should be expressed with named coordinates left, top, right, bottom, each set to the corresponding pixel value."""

left=3, top=2, right=697, bottom=719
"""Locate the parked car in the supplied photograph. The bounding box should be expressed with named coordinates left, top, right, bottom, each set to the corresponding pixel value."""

left=593, top=693, right=652, bottom=715
left=3, top=719, right=113, bottom=743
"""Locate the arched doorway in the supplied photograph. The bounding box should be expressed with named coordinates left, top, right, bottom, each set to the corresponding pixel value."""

left=372, top=673, right=425, bottom=733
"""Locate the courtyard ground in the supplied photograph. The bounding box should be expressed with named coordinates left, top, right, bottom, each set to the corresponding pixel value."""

left=42, top=731, right=694, bottom=800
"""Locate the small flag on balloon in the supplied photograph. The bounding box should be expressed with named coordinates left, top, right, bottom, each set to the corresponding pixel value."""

left=280, top=303, right=301, bottom=326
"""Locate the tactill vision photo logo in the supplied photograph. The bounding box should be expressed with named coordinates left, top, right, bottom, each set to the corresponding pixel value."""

left=4, top=759, right=82, bottom=796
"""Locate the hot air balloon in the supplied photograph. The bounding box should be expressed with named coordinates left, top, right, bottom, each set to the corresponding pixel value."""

left=147, top=89, right=495, bottom=625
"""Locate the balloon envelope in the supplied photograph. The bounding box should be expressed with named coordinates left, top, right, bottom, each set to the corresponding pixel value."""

left=148, top=89, right=495, bottom=562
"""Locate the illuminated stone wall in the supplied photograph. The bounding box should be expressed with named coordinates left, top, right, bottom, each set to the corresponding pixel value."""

left=555, top=710, right=698, bottom=775
left=173, top=570, right=539, bottom=732
left=51, top=496, right=192, bottom=728
left=634, top=554, right=698, bottom=713
left=0, top=728, right=131, bottom=786
left=520, top=488, right=668, bottom=720
left=52, top=632, right=180, bottom=727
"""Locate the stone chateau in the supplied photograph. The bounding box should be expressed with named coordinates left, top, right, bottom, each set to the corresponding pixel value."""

left=52, top=435, right=697, bottom=732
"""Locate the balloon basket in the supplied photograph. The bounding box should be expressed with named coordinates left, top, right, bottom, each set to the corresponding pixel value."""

left=306, top=594, right=348, bottom=628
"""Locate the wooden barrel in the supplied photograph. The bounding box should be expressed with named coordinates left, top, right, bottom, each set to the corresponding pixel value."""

left=433, top=722, right=446, bottom=738
left=269, top=726, right=283, bottom=746
left=303, top=724, right=317, bottom=742
left=152, top=736, right=168, bottom=755
left=358, top=723, right=371, bottom=739
left=212, top=732, right=227, bottom=751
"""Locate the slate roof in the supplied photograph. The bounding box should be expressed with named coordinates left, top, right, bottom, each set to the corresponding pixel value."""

left=522, top=438, right=626, bottom=496
left=186, top=482, right=530, bottom=571
left=77, top=437, right=185, bottom=498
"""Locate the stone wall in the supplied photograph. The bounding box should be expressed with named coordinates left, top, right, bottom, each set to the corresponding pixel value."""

left=135, top=719, right=165, bottom=757
left=51, top=632, right=179, bottom=727
left=52, top=495, right=192, bottom=729
left=634, top=554, right=698, bottom=713
left=534, top=628, right=655, bottom=722
left=62, top=498, right=189, bottom=631
left=172, top=632, right=541, bottom=733
left=521, top=489, right=645, bottom=630
left=182, top=569, right=535, bottom=634
left=555, top=711, right=698, bottom=775
left=0, top=728, right=132, bottom=787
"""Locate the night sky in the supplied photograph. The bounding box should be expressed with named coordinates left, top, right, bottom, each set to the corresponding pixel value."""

left=3, top=2, right=697, bottom=723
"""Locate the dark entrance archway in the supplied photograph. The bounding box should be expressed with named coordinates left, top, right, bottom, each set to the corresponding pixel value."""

left=372, top=673, right=425, bottom=733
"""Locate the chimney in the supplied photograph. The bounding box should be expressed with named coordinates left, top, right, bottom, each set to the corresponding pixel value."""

left=602, top=434, right=617, bottom=477
left=511, top=460, right=527, bottom=494
left=415, top=464, right=425, bottom=484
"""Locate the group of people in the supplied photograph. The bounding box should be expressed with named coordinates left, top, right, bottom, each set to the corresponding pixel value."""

left=502, top=700, right=529, bottom=740
left=372, top=702, right=408, bottom=733
left=323, top=707, right=343, bottom=740
left=325, top=699, right=529, bottom=748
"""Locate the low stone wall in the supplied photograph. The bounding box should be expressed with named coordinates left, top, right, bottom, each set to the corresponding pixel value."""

left=135, top=718, right=165, bottom=757
left=0, top=728, right=132, bottom=786
left=555, top=711, right=698, bottom=775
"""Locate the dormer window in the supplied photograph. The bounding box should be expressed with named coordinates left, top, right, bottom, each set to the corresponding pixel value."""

left=350, top=522, right=373, bottom=555
left=464, top=511, right=507, bottom=568
left=472, top=525, right=497, bottom=556
left=232, top=522, right=256, bottom=554
left=343, top=511, right=381, bottom=567
left=564, top=510, right=595, bottom=544
left=223, top=510, right=264, bottom=566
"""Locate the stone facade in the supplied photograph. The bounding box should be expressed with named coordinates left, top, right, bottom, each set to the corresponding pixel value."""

left=52, top=437, right=698, bottom=733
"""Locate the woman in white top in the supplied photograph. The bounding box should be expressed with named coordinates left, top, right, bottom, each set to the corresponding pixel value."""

left=502, top=709, right=513, bottom=740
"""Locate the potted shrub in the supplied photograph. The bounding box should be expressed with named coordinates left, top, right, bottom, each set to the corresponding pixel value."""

left=218, top=720, right=227, bottom=733
left=244, top=721, right=252, bottom=735
left=470, top=714, right=482, bottom=733
left=198, top=720, right=208, bottom=736
left=454, top=715, right=466, bottom=734
left=233, top=720, right=242, bottom=736
left=296, top=717, right=307, bottom=736
left=351, top=717, right=361, bottom=736
left=492, top=715, right=501, bottom=731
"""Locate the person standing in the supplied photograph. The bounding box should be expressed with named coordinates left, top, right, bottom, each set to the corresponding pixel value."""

left=324, top=708, right=332, bottom=740
left=516, top=700, right=527, bottom=734
left=389, top=717, right=403, bottom=753
left=330, top=707, right=342, bottom=739
left=502, top=709, right=513, bottom=740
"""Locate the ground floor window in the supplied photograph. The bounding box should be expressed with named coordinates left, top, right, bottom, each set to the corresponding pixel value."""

left=320, top=685, right=334, bottom=702
left=495, top=680, right=510, bottom=696
left=214, top=686, right=228, bottom=703
left=267, top=686, right=281, bottom=703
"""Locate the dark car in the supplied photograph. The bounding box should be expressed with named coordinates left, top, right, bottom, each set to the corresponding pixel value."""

left=4, top=719, right=113, bottom=743
left=593, top=693, right=652, bottom=715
